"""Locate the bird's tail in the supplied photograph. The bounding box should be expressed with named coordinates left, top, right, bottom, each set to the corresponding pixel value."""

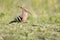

left=9, top=16, right=22, bottom=24
left=9, top=20, right=17, bottom=24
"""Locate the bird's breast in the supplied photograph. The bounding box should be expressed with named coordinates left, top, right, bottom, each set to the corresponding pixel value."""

left=21, top=12, right=28, bottom=22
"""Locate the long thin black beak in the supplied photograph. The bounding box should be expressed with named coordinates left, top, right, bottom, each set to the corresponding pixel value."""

left=18, top=6, right=32, bottom=15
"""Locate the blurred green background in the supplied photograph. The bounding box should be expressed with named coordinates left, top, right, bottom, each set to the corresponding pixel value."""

left=0, top=0, right=60, bottom=40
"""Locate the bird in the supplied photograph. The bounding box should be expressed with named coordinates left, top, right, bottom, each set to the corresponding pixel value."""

left=9, top=16, right=22, bottom=24
left=9, top=6, right=31, bottom=24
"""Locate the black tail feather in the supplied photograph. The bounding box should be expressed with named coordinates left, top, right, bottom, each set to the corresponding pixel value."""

left=9, top=20, right=17, bottom=24
left=9, top=16, right=22, bottom=24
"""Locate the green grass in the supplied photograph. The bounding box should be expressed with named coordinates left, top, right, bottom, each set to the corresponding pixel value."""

left=0, top=0, right=60, bottom=40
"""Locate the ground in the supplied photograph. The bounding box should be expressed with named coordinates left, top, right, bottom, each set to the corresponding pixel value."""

left=0, top=0, right=60, bottom=40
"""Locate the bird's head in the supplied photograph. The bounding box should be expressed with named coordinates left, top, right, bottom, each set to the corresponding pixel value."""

left=18, top=6, right=32, bottom=15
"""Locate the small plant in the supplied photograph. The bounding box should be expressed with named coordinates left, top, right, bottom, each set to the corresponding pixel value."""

left=0, top=12, right=5, bottom=17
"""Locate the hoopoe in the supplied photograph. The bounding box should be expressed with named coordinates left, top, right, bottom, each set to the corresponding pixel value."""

left=9, top=7, right=31, bottom=24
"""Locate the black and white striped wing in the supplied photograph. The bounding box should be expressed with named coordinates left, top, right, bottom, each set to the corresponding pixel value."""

left=9, top=16, right=22, bottom=24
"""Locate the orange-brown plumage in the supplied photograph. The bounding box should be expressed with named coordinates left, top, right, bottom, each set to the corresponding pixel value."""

left=21, top=7, right=28, bottom=22
left=9, top=6, right=31, bottom=24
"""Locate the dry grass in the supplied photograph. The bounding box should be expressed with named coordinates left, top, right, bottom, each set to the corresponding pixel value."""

left=0, top=0, right=60, bottom=40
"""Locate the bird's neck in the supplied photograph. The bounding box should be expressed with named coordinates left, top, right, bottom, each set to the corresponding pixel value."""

left=21, top=9, right=28, bottom=22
